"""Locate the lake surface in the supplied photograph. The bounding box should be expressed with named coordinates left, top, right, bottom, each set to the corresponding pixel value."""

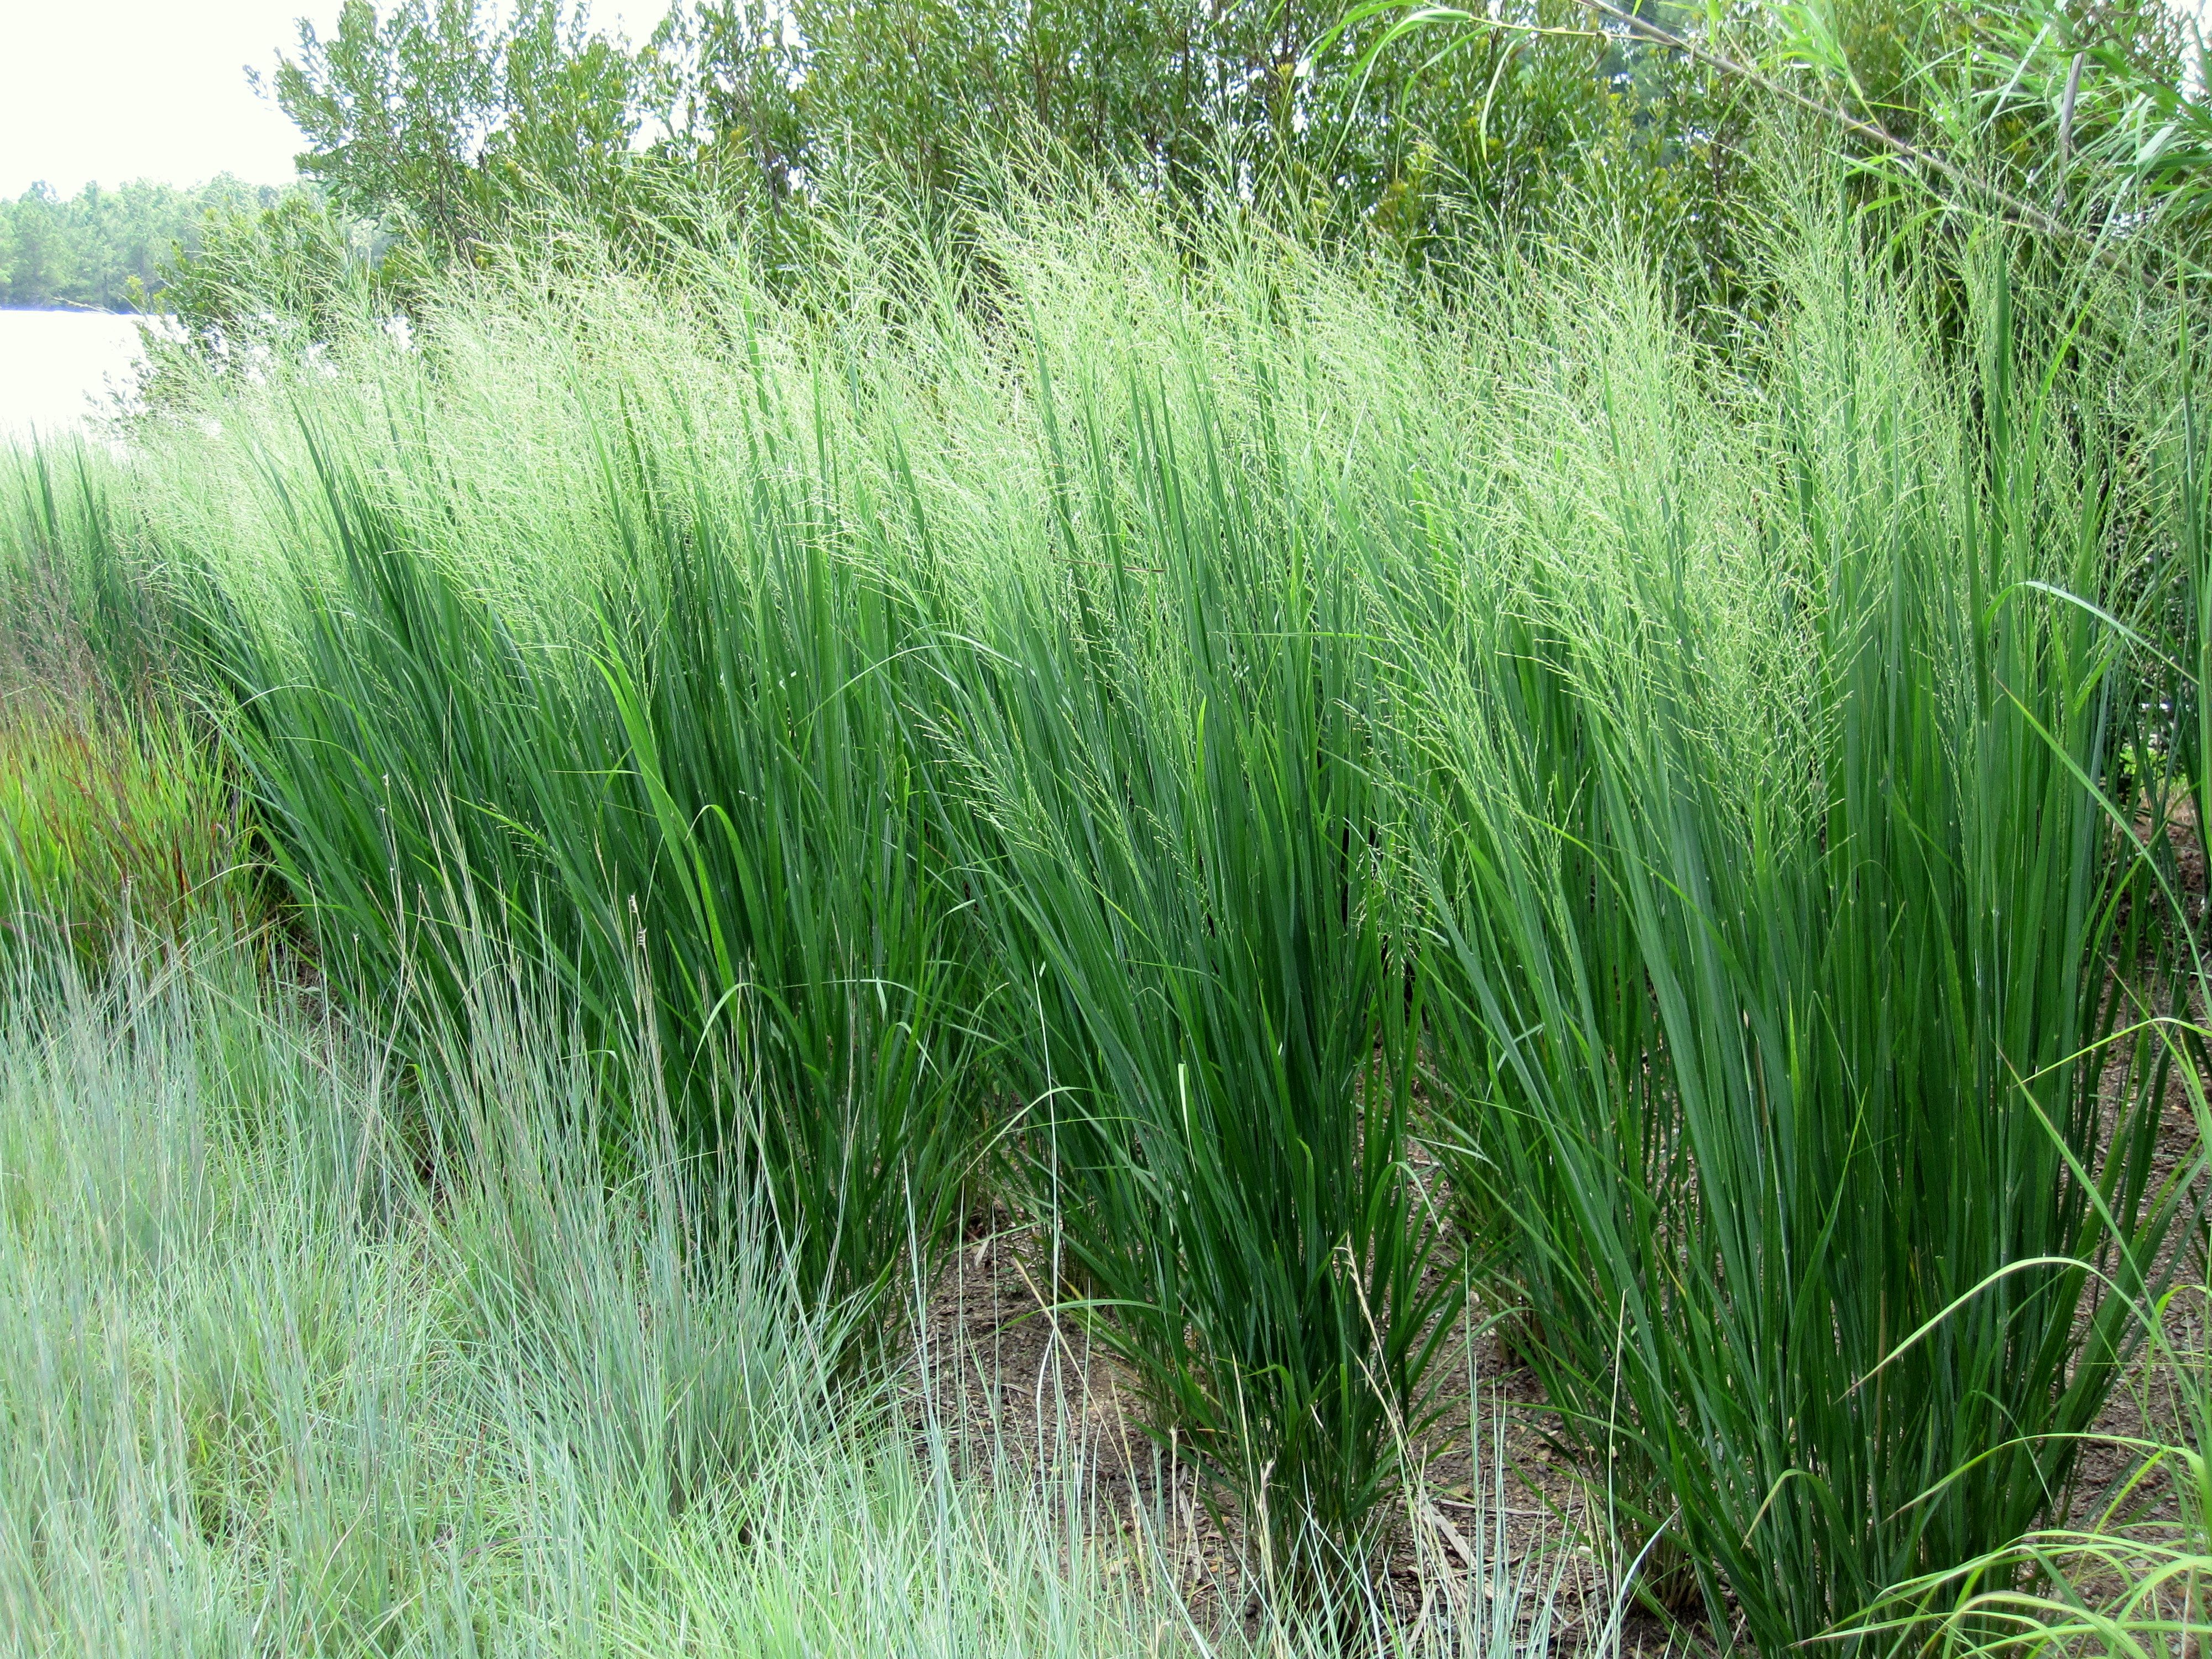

left=0, top=310, right=151, bottom=443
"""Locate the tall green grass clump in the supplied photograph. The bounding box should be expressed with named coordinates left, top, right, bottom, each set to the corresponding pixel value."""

left=178, top=377, right=979, bottom=1328
left=924, top=368, right=1457, bottom=1599
left=1406, top=227, right=2198, bottom=1644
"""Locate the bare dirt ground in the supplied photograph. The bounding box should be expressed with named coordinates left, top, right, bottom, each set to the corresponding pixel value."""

left=898, top=1208, right=1634, bottom=1650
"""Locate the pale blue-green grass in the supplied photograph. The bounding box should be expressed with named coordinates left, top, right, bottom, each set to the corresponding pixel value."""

left=0, top=921, right=1595, bottom=1657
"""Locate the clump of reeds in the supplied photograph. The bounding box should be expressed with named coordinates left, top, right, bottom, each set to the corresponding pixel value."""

left=3, top=160, right=2204, bottom=1651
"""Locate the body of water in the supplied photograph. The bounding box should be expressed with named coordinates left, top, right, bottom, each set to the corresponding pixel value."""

left=0, top=310, right=151, bottom=443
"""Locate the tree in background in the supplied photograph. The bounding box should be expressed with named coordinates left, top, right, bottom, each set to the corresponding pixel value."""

left=155, top=0, right=2209, bottom=355
left=262, top=0, right=647, bottom=252
left=237, top=0, right=1745, bottom=319
left=0, top=179, right=289, bottom=311
left=648, top=0, right=1720, bottom=250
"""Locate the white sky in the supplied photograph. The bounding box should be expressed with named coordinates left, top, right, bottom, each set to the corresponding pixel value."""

left=0, top=1, right=673, bottom=200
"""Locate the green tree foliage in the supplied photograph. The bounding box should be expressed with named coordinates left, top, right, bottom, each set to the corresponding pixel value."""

left=0, top=179, right=288, bottom=311
left=194, top=0, right=2212, bottom=356
left=257, top=0, right=1754, bottom=287
left=1949, top=0, right=2205, bottom=241
left=262, top=0, right=647, bottom=251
